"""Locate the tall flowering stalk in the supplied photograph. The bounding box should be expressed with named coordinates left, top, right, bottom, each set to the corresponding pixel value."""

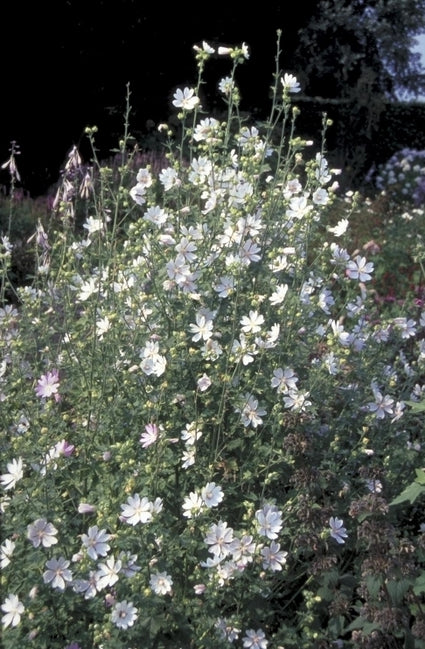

left=1, top=32, right=425, bottom=649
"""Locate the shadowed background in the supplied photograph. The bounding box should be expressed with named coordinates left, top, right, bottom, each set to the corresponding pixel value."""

left=1, top=1, right=318, bottom=196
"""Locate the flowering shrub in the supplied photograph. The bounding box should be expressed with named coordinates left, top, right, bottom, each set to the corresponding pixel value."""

left=2, top=34, right=425, bottom=649
left=370, top=147, right=425, bottom=206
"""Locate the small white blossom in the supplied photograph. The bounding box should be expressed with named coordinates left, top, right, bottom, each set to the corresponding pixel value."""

left=172, top=87, right=200, bottom=111
left=0, top=539, right=15, bottom=569
left=150, top=571, right=173, bottom=595
left=329, top=517, right=348, bottom=544
left=201, top=482, right=224, bottom=508
left=281, top=73, right=301, bottom=93
left=43, top=556, right=73, bottom=590
left=111, top=600, right=138, bottom=629
left=1, top=457, right=24, bottom=490
left=1, top=594, right=25, bottom=628
left=346, top=255, right=374, bottom=282
left=81, top=526, right=111, bottom=561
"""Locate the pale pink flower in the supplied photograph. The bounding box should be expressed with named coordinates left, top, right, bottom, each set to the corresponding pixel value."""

left=140, top=423, right=159, bottom=448
left=149, top=571, right=173, bottom=595
left=35, top=369, right=60, bottom=400
left=43, top=556, right=73, bottom=590
left=27, top=518, right=58, bottom=548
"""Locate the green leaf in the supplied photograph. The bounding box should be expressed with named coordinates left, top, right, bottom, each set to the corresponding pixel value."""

left=415, top=468, right=425, bottom=485
left=345, top=617, right=381, bottom=633
left=386, top=578, right=411, bottom=605
left=390, top=481, right=425, bottom=506
left=366, top=575, right=381, bottom=599
left=405, top=399, right=425, bottom=413
left=413, top=572, right=425, bottom=596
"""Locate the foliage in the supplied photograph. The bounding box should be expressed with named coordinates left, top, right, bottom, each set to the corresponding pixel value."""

left=1, top=34, right=425, bottom=649
left=293, top=0, right=425, bottom=102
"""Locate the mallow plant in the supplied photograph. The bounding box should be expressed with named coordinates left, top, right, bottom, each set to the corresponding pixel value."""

left=1, top=32, right=425, bottom=649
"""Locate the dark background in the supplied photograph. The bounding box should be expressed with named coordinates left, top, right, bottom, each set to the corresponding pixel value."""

left=1, top=1, right=319, bottom=197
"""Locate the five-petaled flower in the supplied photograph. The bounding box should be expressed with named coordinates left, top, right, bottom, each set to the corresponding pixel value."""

left=111, top=600, right=138, bottom=629
left=1, top=594, right=25, bottom=628
left=0, top=457, right=24, bottom=491
left=35, top=369, right=60, bottom=400
left=27, top=518, right=58, bottom=548
left=243, top=628, right=268, bottom=649
left=329, top=516, right=348, bottom=544
left=81, top=525, right=111, bottom=560
left=43, top=556, right=73, bottom=590
left=346, top=255, right=374, bottom=282
left=172, top=87, right=200, bottom=111
left=281, top=73, right=301, bottom=93
left=150, top=571, right=173, bottom=595
left=140, top=423, right=160, bottom=448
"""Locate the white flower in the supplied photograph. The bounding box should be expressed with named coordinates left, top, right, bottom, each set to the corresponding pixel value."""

left=283, top=390, right=312, bottom=412
left=96, top=556, right=122, bottom=589
left=111, top=600, right=138, bottom=629
left=172, top=87, right=200, bottom=111
left=241, top=42, right=250, bottom=59
left=181, top=421, right=202, bottom=445
left=329, top=517, right=348, bottom=544
left=136, top=167, right=153, bottom=187
left=27, top=518, right=58, bottom=548
left=281, top=73, right=301, bottom=93
left=0, top=539, right=15, bottom=569
left=96, top=315, right=111, bottom=339
left=271, top=367, right=298, bottom=394
left=81, top=525, right=111, bottom=560
left=182, top=491, right=204, bottom=518
left=1, top=457, right=24, bottom=490
left=189, top=313, right=214, bottom=342
left=218, top=46, right=233, bottom=56
left=181, top=447, right=196, bottom=469
left=193, top=40, right=215, bottom=54
left=328, top=218, right=349, bottom=237
left=237, top=394, right=267, bottom=428
left=346, top=255, right=374, bottom=281
left=312, top=187, right=329, bottom=205
left=215, top=617, right=241, bottom=642
left=269, top=283, right=288, bottom=305
left=1, top=594, right=24, bottom=628
left=119, top=551, right=141, bottom=578
left=243, top=628, right=268, bottom=649
left=82, top=216, right=104, bottom=236
left=261, top=541, right=288, bottom=571
left=129, top=182, right=147, bottom=205
left=43, top=556, right=73, bottom=590
left=215, top=275, right=235, bottom=298
left=218, top=76, right=235, bottom=96
left=286, top=195, right=312, bottom=220
left=201, top=482, right=224, bottom=508
left=230, top=535, right=256, bottom=567
left=149, top=571, right=173, bottom=595
left=120, top=494, right=153, bottom=525
left=393, top=317, right=417, bottom=339
left=144, top=205, right=168, bottom=226
left=193, top=117, right=220, bottom=142
left=366, top=479, right=383, bottom=493
left=367, top=388, right=394, bottom=419
left=197, top=373, right=212, bottom=392
left=72, top=571, right=99, bottom=599
left=240, top=310, right=264, bottom=334
left=159, top=167, right=181, bottom=191
left=204, top=521, right=235, bottom=558
left=255, top=504, right=283, bottom=540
